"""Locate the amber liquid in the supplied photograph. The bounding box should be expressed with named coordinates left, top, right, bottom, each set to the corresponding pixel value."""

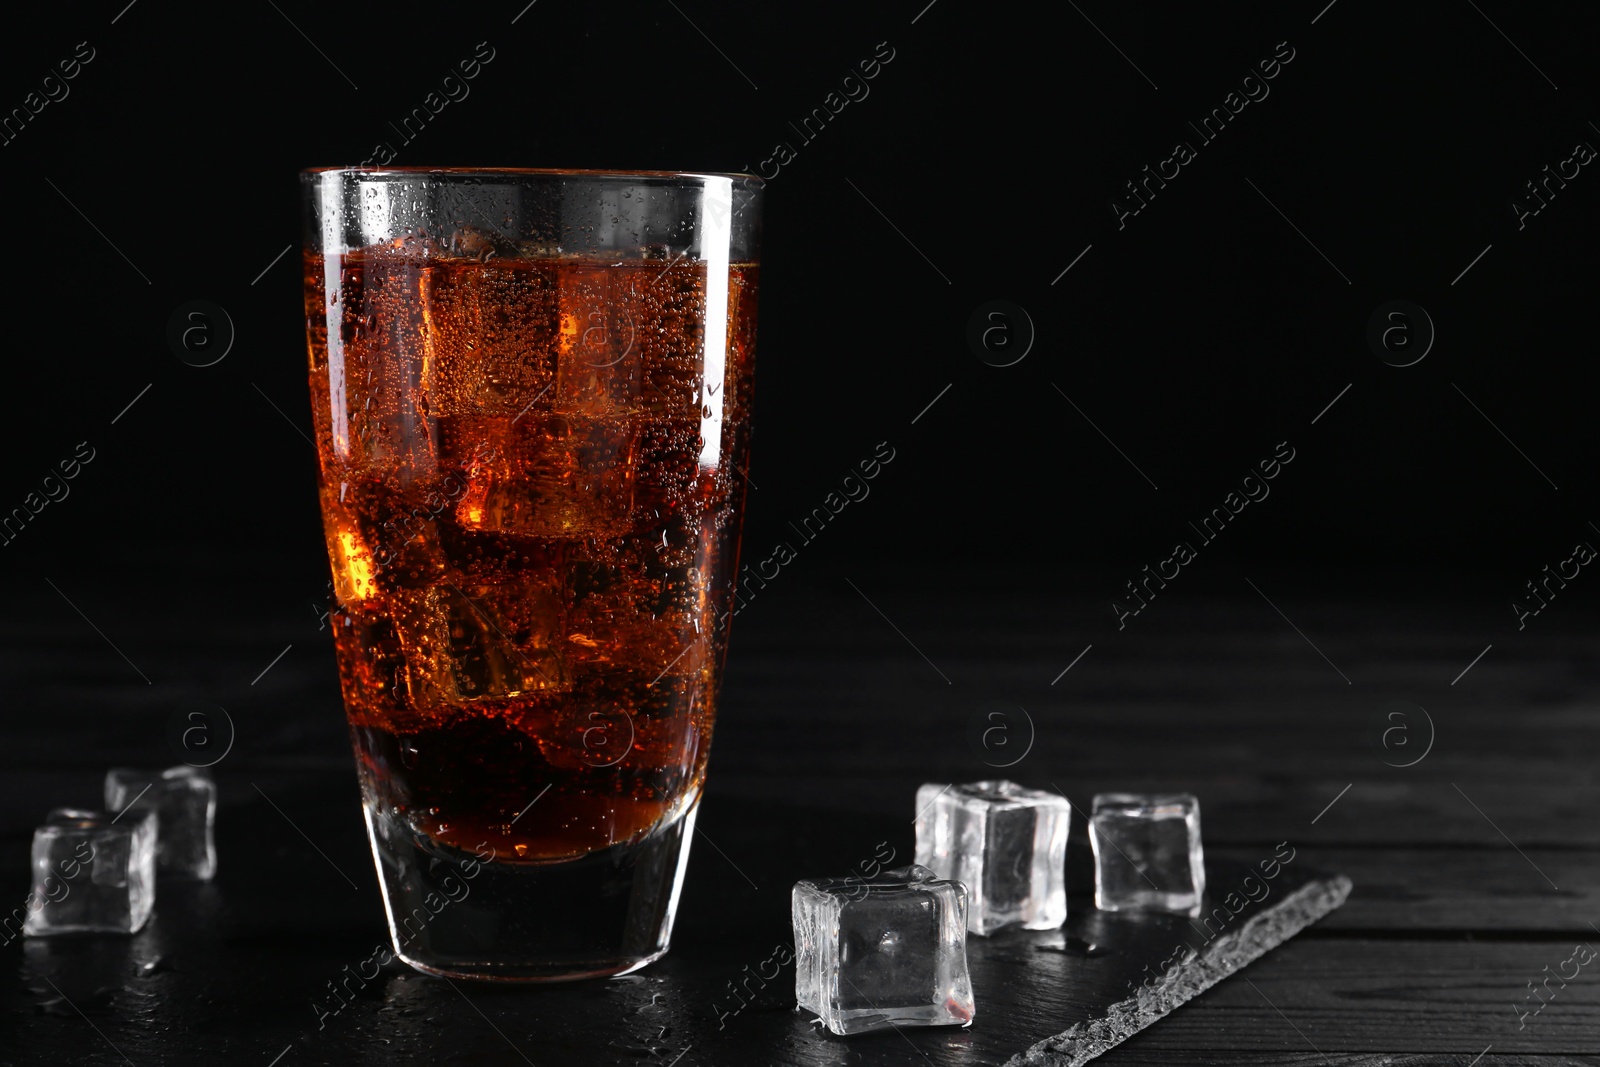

left=305, top=240, right=757, bottom=863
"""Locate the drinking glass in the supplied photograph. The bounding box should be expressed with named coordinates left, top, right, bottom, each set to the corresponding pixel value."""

left=300, top=168, right=762, bottom=980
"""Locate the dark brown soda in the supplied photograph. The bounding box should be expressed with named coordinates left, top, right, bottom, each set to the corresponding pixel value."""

left=305, top=239, right=757, bottom=861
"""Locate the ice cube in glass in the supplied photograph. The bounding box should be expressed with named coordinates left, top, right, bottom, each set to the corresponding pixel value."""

left=390, top=581, right=568, bottom=708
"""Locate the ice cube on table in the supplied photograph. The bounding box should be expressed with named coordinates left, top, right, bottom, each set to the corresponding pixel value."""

left=104, top=766, right=217, bottom=880
left=22, top=808, right=156, bottom=936
left=913, top=780, right=1071, bottom=935
left=792, top=863, right=975, bottom=1036
left=1090, top=792, right=1205, bottom=916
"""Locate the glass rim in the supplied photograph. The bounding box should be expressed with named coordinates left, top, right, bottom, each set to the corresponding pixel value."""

left=301, top=166, right=763, bottom=186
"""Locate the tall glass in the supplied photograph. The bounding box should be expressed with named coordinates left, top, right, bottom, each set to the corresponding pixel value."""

left=300, top=168, right=762, bottom=980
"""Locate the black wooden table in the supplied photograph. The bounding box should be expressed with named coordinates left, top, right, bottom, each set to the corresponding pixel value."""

left=3, top=561, right=1597, bottom=1065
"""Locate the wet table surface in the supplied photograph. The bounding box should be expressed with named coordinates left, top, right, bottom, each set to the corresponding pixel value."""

left=3, top=566, right=1598, bottom=1066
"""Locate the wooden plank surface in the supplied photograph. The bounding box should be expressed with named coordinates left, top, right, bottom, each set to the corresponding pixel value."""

left=1119, top=940, right=1600, bottom=1056
left=2, top=568, right=1596, bottom=1064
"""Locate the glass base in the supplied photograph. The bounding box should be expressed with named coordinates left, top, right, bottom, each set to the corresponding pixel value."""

left=362, top=795, right=699, bottom=982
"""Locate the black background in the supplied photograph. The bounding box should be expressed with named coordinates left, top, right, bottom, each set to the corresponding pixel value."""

left=6, top=0, right=1599, bottom=593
